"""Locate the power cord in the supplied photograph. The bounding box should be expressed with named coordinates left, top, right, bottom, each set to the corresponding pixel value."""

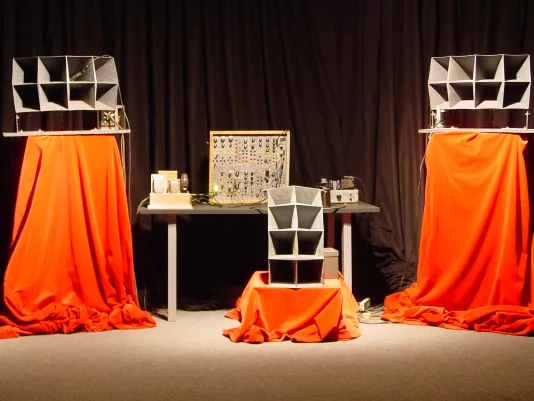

left=190, top=192, right=222, bottom=207
left=135, top=196, right=150, bottom=217
left=353, top=176, right=367, bottom=203
left=358, top=303, right=390, bottom=324
left=132, top=195, right=163, bottom=313
left=69, top=55, right=113, bottom=81
left=115, top=76, right=132, bottom=215
left=72, top=54, right=133, bottom=215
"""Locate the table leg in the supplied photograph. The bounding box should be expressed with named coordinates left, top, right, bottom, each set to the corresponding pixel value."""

left=168, top=220, right=177, bottom=322
left=341, top=213, right=352, bottom=290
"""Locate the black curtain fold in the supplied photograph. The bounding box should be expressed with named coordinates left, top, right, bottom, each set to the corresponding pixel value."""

left=1, top=0, right=534, bottom=308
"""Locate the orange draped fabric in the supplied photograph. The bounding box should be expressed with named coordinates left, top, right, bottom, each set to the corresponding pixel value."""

left=382, top=132, right=534, bottom=335
left=223, top=271, right=361, bottom=343
left=0, top=135, right=156, bottom=339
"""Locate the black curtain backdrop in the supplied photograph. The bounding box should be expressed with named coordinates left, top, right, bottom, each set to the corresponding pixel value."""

left=1, top=0, right=533, bottom=310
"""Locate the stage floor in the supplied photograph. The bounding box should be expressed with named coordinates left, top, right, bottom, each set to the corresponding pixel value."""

left=1, top=311, right=533, bottom=401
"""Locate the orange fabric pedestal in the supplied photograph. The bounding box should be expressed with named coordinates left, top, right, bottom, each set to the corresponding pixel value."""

left=0, top=135, right=156, bottom=339
left=223, top=271, right=361, bottom=343
left=382, top=132, right=534, bottom=335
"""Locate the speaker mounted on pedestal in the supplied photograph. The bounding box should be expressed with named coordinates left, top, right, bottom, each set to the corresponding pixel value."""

left=427, top=54, right=531, bottom=130
left=4, top=55, right=130, bottom=137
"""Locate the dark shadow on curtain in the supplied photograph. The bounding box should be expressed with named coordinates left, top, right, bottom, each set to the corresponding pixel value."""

left=349, top=215, right=391, bottom=305
left=522, top=137, right=534, bottom=305
left=0, top=138, right=25, bottom=310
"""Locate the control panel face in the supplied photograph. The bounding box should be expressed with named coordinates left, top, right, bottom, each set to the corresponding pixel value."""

left=209, top=130, right=290, bottom=204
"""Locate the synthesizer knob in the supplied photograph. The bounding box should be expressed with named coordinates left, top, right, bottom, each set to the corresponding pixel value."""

left=229, top=136, right=233, bottom=143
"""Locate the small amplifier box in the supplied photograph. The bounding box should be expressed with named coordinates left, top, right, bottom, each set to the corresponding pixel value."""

left=330, top=189, right=359, bottom=204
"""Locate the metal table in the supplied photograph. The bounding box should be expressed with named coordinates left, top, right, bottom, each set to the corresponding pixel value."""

left=139, top=202, right=380, bottom=321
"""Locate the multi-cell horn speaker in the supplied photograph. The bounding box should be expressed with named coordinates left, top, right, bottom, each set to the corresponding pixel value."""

left=428, top=54, right=531, bottom=110
left=267, top=186, right=325, bottom=288
left=12, top=55, right=119, bottom=113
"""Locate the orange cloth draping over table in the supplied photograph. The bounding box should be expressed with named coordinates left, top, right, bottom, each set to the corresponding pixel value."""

left=382, top=132, right=534, bottom=335
left=223, top=271, right=361, bottom=343
left=0, top=135, right=156, bottom=339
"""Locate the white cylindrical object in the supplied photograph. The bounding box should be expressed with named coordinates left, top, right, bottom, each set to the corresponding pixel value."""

left=169, top=179, right=180, bottom=194
left=151, top=174, right=167, bottom=193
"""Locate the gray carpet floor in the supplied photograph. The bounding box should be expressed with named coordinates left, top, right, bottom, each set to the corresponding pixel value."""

left=0, top=311, right=533, bottom=401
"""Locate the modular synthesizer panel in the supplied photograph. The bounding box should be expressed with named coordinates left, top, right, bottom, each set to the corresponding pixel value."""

left=209, top=130, right=290, bottom=204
